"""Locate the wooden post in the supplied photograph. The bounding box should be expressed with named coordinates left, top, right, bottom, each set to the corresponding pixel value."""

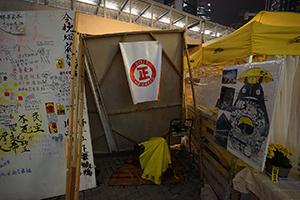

left=69, top=34, right=84, bottom=200
left=74, top=45, right=86, bottom=200
left=183, top=31, right=202, bottom=178
left=225, top=155, right=237, bottom=200
left=151, top=3, right=153, bottom=27
left=65, top=12, right=79, bottom=200
left=103, top=0, right=106, bottom=18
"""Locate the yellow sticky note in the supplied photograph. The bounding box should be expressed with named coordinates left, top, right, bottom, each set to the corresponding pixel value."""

left=56, top=58, right=65, bottom=69
left=6, top=100, right=11, bottom=104
left=15, top=92, right=19, bottom=96
left=12, top=82, right=18, bottom=87
left=22, top=92, right=26, bottom=96
left=9, top=88, right=14, bottom=92
left=0, top=101, right=3, bottom=105
left=1, top=97, right=5, bottom=101
left=14, top=100, right=19, bottom=104
left=0, top=88, right=4, bottom=92
left=3, top=83, right=8, bottom=88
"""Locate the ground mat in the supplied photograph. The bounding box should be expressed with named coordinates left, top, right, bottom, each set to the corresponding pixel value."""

left=108, top=157, right=184, bottom=186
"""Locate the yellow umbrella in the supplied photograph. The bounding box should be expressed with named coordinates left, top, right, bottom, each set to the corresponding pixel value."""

left=238, top=68, right=273, bottom=84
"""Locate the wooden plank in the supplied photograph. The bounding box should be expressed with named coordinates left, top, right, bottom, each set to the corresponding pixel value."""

left=203, top=173, right=224, bottom=200
left=82, top=29, right=184, bottom=39
left=107, top=103, right=181, bottom=116
left=203, top=158, right=227, bottom=200
left=202, top=150, right=230, bottom=179
left=65, top=12, right=79, bottom=200
left=201, top=119, right=216, bottom=133
left=203, top=154, right=229, bottom=189
left=203, top=142, right=230, bottom=169
left=92, top=133, right=105, bottom=142
left=202, top=130, right=215, bottom=142
left=74, top=50, right=86, bottom=200
left=202, top=113, right=217, bottom=122
left=112, top=128, right=139, bottom=144
left=70, top=35, right=85, bottom=200
left=225, top=156, right=237, bottom=200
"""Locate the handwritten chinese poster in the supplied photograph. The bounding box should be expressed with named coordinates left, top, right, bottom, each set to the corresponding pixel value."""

left=0, top=10, right=96, bottom=199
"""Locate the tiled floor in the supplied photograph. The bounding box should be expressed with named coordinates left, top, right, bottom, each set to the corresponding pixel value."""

left=45, top=148, right=204, bottom=200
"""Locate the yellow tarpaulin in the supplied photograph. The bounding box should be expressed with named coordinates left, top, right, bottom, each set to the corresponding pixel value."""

left=138, top=137, right=172, bottom=185
left=184, top=11, right=300, bottom=69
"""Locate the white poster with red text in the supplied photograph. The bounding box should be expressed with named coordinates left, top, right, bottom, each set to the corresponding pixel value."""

left=119, top=41, right=162, bottom=105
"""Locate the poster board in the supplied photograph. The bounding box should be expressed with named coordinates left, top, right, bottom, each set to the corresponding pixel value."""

left=0, top=10, right=96, bottom=199
left=83, top=30, right=184, bottom=152
left=215, top=60, right=284, bottom=172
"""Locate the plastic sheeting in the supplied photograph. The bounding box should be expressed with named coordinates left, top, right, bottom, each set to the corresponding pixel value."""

left=184, top=59, right=247, bottom=114
left=268, top=55, right=300, bottom=172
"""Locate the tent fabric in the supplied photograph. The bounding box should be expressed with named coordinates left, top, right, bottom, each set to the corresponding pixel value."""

left=184, top=11, right=300, bottom=69
left=138, top=137, right=172, bottom=185
left=268, top=55, right=300, bottom=170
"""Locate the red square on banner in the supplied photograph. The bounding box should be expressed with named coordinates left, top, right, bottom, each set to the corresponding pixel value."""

left=18, top=96, right=23, bottom=100
left=4, top=92, right=9, bottom=96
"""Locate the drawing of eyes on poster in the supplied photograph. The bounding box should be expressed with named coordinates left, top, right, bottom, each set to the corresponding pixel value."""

left=215, top=60, right=284, bottom=172
left=0, top=11, right=96, bottom=200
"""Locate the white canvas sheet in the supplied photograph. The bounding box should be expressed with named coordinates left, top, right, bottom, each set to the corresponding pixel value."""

left=214, top=60, right=284, bottom=172
left=0, top=10, right=96, bottom=200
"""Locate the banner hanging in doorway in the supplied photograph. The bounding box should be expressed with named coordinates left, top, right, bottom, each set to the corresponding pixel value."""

left=120, top=41, right=162, bottom=104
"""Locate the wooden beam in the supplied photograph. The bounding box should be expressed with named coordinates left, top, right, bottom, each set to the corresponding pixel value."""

left=107, top=103, right=181, bottom=116
left=112, top=128, right=139, bottom=144
left=149, top=32, right=182, bottom=79
left=65, top=12, right=79, bottom=200
left=69, top=34, right=84, bottom=200
left=202, top=150, right=230, bottom=179
left=74, top=49, right=86, bottom=200
left=225, top=156, right=237, bottom=200
left=99, top=34, right=127, bottom=87
left=92, top=133, right=105, bottom=142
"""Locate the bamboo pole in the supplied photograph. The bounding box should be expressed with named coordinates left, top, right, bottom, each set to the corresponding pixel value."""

left=74, top=47, right=86, bottom=200
left=65, top=12, right=79, bottom=200
left=69, top=35, right=84, bottom=200
left=183, top=31, right=202, bottom=178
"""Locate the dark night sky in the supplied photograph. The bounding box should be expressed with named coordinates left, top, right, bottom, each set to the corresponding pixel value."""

left=208, top=0, right=266, bottom=27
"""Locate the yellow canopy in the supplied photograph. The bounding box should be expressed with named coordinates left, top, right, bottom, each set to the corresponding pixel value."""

left=185, top=11, right=300, bottom=69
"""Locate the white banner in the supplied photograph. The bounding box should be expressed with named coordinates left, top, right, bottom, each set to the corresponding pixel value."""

left=119, top=41, right=162, bottom=104
left=0, top=11, right=96, bottom=200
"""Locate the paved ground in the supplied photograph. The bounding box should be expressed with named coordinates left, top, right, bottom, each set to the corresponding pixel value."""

left=45, top=147, right=204, bottom=200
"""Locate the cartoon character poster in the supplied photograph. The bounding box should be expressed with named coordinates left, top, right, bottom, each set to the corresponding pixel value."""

left=215, top=60, right=284, bottom=172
